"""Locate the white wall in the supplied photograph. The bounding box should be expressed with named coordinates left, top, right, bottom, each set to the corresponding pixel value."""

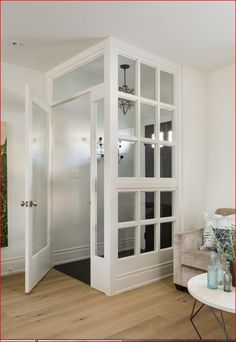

left=2, top=62, right=46, bottom=274
left=206, top=65, right=234, bottom=212
left=181, top=64, right=234, bottom=231
left=182, top=66, right=208, bottom=231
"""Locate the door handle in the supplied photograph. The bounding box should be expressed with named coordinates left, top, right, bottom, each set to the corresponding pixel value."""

left=29, top=201, right=37, bottom=207
left=20, top=201, right=29, bottom=207
left=20, top=200, right=37, bottom=207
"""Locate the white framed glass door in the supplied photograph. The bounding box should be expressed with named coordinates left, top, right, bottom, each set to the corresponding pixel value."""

left=24, top=85, right=52, bottom=293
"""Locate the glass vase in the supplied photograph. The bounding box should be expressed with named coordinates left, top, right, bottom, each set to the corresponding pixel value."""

left=207, top=251, right=218, bottom=289
left=230, top=261, right=235, bottom=287
left=217, top=254, right=224, bottom=290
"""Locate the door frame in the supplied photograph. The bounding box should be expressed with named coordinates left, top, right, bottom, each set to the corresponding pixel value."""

left=90, top=84, right=107, bottom=293
left=51, top=84, right=107, bottom=294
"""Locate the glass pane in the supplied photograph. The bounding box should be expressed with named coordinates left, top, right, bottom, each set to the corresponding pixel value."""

left=141, top=64, right=156, bottom=100
left=140, top=192, right=155, bottom=220
left=160, top=108, right=173, bottom=142
left=160, top=192, right=172, bottom=217
left=52, top=95, right=90, bottom=258
left=140, top=104, right=155, bottom=138
left=118, top=192, right=136, bottom=222
left=32, top=103, right=49, bottom=255
left=160, top=146, right=172, bottom=178
left=96, top=99, right=104, bottom=257
left=140, top=143, right=155, bottom=178
left=160, top=71, right=173, bottom=105
left=118, top=227, right=135, bottom=258
left=118, top=141, right=136, bottom=177
left=53, top=56, right=104, bottom=101
left=118, top=55, right=136, bottom=95
left=140, top=225, right=155, bottom=253
left=118, top=99, right=136, bottom=136
left=160, top=222, right=172, bottom=249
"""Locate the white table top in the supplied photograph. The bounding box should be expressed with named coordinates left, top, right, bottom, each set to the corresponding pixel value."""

left=187, top=273, right=235, bottom=313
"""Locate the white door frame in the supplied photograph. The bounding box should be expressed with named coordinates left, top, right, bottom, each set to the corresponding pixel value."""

left=90, top=84, right=107, bottom=293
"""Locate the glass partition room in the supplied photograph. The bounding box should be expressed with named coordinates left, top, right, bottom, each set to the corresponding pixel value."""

left=46, top=38, right=179, bottom=296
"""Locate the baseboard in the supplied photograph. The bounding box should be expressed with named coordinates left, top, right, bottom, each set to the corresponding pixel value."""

left=115, top=261, right=173, bottom=294
left=2, top=256, right=25, bottom=276
left=53, top=245, right=90, bottom=265
left=1, top=245, right=91, bottom=275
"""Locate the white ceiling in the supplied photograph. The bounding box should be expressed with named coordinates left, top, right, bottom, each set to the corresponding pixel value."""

left=2, top=1, right=234, bottom=72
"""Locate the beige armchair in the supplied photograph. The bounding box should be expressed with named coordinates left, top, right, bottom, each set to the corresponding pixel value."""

left=173, top=208, right=235, bottom=290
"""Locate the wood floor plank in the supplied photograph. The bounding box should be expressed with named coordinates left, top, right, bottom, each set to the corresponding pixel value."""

left=2, top=269, right=235, bottom=340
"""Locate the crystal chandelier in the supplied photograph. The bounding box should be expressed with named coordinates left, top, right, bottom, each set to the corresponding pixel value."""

left=118, top=64, right=134, bottom=115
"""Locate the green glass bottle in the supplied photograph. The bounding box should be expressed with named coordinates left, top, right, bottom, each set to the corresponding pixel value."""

left=223, top=261, right=232, bottom=292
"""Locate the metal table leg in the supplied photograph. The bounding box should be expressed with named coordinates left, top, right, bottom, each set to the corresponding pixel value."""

left=208, top=306, right=231, bottom=340
left=190, top=299, right=231, bottom=340
left=190, top=299, right=205, bottom=339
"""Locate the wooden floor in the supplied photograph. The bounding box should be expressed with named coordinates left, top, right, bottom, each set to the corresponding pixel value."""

left=2, top=269, right=235, bottom=340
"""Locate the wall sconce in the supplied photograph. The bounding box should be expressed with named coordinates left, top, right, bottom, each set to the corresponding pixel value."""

left=97, top=137, right=104, bottom=163
left=96, top=137, right=125, bottom=163
left=118, top=141, right=124, bottom=163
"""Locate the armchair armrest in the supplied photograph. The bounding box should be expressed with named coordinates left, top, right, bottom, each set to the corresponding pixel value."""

left=175, top=228, right=203, bottom=251
left=173, top=228, right=203, bottom=287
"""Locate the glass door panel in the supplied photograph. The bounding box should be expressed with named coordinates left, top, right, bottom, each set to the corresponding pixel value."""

left=32, top=103, right=49, bottom=255
left=118, top=140, right=136, bottom=177
left=140, top=224, right=155, bottom=253
left=160, top=108, right=173, bottom=142
left=140, top=142, right=156, bottom=178
left=140, top=63, right=156, bottom=100
left=118, top=55, right=136, bottom=95
left=160, top=146, right=172, bottom=178
left=118, top=192, right=136, bottom=223
left=118, top=227, right=136, bottom=258
left=140, top=104, right=156, bottom=139
left=160, top=71, right=174, bottom=105
left=53, top=56, right=104, bottom=102
left=160, top=222, right=172, bottom=249
left=118, top=99, right=136, bottom=136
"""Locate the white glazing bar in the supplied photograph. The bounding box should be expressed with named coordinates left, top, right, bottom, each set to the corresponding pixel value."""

left=118, top=221, right=139, bottom=229
left=159, top=217, right=176, bottom=223
left=117, top=91, right=138, bottom=102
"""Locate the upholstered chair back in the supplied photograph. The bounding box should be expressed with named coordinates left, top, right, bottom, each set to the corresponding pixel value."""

left=215, top=208, right=235, bottom=216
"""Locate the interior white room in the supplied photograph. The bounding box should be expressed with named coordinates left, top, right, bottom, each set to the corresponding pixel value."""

left=2, top=0, right=234, bottom=292
left=1, top=1, right=235, bottom=339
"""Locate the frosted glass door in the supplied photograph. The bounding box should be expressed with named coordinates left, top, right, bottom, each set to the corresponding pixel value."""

left=24, top=85, right=52, bottom=293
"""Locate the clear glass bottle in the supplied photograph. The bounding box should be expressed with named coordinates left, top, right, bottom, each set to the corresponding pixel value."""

left=217, top=254, right=224, bottom=290
left=224, top=261, right=232, bottom=292
left=207, top=251, right=218, bottom=289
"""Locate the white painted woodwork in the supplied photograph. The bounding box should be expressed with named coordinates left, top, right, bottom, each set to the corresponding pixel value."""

left=25, top=85, right=52, bottom=293
left=46, top=38, right=181, bottom=295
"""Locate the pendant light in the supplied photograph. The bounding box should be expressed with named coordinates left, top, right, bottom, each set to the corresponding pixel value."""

left=118, top=64, right=134, bottom=115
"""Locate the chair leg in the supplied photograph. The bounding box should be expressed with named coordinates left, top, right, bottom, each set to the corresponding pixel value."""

left=175, top=283, right=186, bottom=291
